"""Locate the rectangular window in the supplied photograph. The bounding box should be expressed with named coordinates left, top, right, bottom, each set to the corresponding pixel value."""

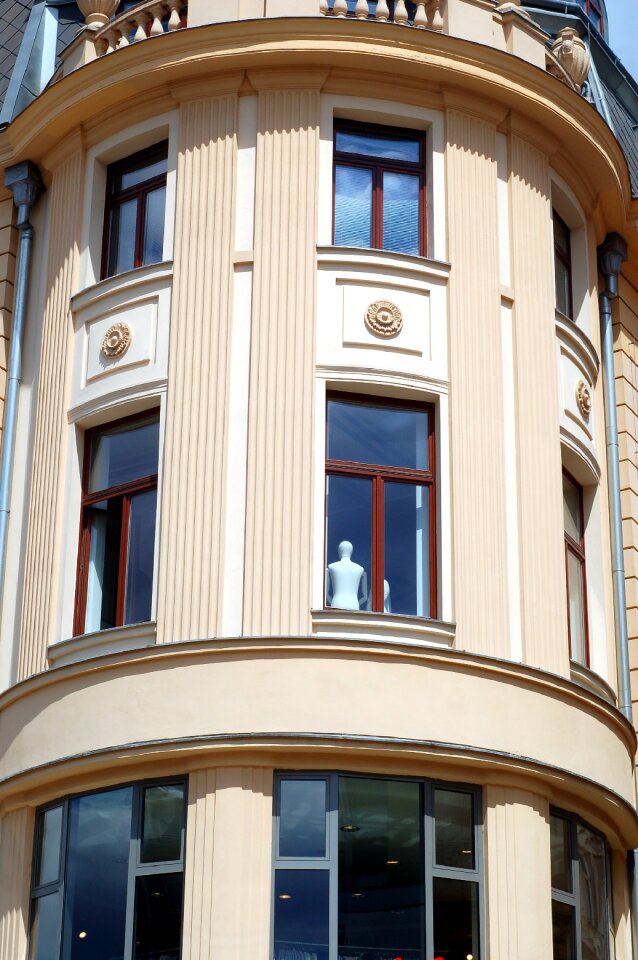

left=550, top=811, right=611, bottom=960
left=333, top=121, right=426, bottom=257
left=74, top=413, right=160, bottom=636
left=273, top=773, right=483, bottom=960
left=325, top=394, right=436, bottom=618
left=577, top=0, right=604, bottom=33
left=102, top=141, right=168, bottom=279
left=563, top=472, right=589, bottom=665
left=29, top=779, right=186, bottom=960
left=553, top=209, right=573, bottom=319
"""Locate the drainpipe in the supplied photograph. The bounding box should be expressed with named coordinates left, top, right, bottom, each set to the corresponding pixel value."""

left=597, top=233, right=638, bottom=953
left=0, top=161, right=43, bottom=613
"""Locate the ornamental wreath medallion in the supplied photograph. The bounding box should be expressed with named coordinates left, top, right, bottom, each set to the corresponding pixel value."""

left=101, top=322, right=132, bottom=359
left=364, top=300, right=403, bottom=339
left=575, top=380, right=592, bottom=418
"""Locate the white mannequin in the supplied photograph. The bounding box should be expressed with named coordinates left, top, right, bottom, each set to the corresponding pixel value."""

left=326, top=540, right=367, bottom=611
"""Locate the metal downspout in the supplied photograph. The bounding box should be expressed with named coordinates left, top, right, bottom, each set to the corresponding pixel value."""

left=0, top=161, right=43, bottom=614
left=596, top=233, right=638, bottom=954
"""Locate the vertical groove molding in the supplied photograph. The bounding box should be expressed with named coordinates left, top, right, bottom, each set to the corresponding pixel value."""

left=485, top=786, right=552, bottom=959
left=243, top=84, right=320, bottom=637
left=510, top=133, right=568, bottom=675
left=156, top=91, right=238, bottom=644
left=0, top=807, right=33, bottom=960
left=182, top=767, right=273, bottom=959
left=17, top=148, right=83, bottom=680
left=0, top=193, right=17, bottom=455
left=446, top=109, right=510, bottom=658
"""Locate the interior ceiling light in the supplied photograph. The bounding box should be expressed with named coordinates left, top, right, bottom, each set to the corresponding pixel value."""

left=459, top=849, right=472, bottom=855
left=78, top=932, right=88, bottom=940
left=278, top=894, right=292, bottom=900
left=340, top=824, right=360, bottom=832
left=386, top=859, right=400, bottom=865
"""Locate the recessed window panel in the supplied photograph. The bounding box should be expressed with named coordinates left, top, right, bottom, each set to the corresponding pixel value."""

left=336, top=129, right=420, bottom=163
left=384, top=482, right=429, bottom=617
left=274, top=870, right=329, bottom=960
left=279, top=779, right=327, bottom=858
left=552, top=900, right=576, bottom=960
left=432, top=877, right=480, bottom=960
left=577, top=823, right=608, bottom=960
left=84, top=499, right=122, bottom=633
left=550, top=814, right=572, bottom=893
left=107, top=199, right=137, bottom=277
left=567, top=550, right=586, bottom=663
left=383, top=171, right=420, bottom=255
left=88, top=418, right=160, bottom=493
left=563, top=474, right=582, bottom=542
left=327, top=400, right=429, bottom=470
left=334, top=165, right=372, bottom=248
left=141, top=783, right=185, bottom=863
left=325, top=475, right=372, bottom=611
left=118, top=154, right=168, bottom=192
left=133, top=873, right=184, bottom=960
left=124, top=489, right=157, bottom=626
left=434, top=789, right=474, bottom=870
left=142, top=186, right=166, bottom=265
left=30, top=893, right=62, bottom=960
left=37, top=805, right=63, bottom=888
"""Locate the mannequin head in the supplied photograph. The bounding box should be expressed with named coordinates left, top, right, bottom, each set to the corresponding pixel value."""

left=337, top=540, right=354, bottom=560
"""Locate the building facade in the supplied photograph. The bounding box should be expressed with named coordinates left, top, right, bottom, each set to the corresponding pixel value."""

left=0, top=0, right=638, bottom=957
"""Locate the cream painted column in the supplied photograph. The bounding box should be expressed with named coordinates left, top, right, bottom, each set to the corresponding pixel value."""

left=156, top=82, right=239, bottom=645
left=446, top=103, right=510, bottom=659
left=242, top=74, right=323, bottom=637
left=181, top=766, right=273, bottom=958
left=0, top=807, right=33, bottom=960
left=17, top=139, right=84, bottom=680
left=485, top=785, right=553, bottom=959
left=510, top=128, right=568, bottom=676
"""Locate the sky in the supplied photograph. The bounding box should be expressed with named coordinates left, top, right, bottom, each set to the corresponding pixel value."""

left=607, top=0, right=638, bottom=83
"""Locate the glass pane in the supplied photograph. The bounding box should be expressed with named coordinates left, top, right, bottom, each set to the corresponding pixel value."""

left=552, top=900, right=576, bottom=960
left=567, top=549, right=586, bottom=663
left=61, top=787, right=133, bottom=960
left=274, top=870, right=329, bottom=960
left=383, top=171, right=420, bottom=255
left=577, top=823, right=609, bottom=960
left=279, top=779, right=327, bottom=858
left=550, top=814, right=572, bottom=893
left=338, top=777, right=424, bottom=960
left=432, top=877, right=480, bottom=960
left=37, top=805, right=63, bottom=887
left=555, top=255, right=572, bottom=317
left=325, top=475, right=372, bottom=612
left=124, top=489, right=157, bottom=625
left=141, top=783, right=185, bottom=863
left=328, top=399, right=429, bottom=470
left=107, top=198, right=137, bottom=277
left=30, top=893, right=62, bottom=960
left=133, top=873, right=183, bottom=960
left=336, top=129, right=420, bottom=163
left=142, top=185, right=166, bottom=266
left=434, top=789, right=474, bottom=869
left=553, top=211, right=570, bottom=257
left=334, top=165, right=372, bottom=248
left=89, top=417, right=159, bottom=493
left=384, top=483, right=429, bottom=617
left=116, top=151, right=168, bottom=192
left=84, top=499, right=122, bottom=634
left=563, top=475, right=582, bottom=542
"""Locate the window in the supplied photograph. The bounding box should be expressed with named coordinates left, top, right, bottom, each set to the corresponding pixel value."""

left=102, top=141, right=168, bottom=279
left=29, top=779, right=186, bottom=960
left=273, top=773, right=482, bottom=960
left=333, top=121, right=426, bottom=256
left=577, top=0, right=604, bottom=34
left=325, top=395, right=436, bottom=618
left=563, top=472, right=589, bottom=665
left=74, top=413, right=160, bottom=636
left=550, top=811, right=611, bottom=960
left=553, top=209, right=573, bottom=320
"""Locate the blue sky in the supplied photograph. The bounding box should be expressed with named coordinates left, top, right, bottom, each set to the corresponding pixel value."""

left=607, top=0, right=638, bottom=82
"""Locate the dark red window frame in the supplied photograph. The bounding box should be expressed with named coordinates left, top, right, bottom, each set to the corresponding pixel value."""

left=73, top=411, right=159, bottom=637
left=553, top=208, right=574, bottom=320
left=563, top=469, right=589, bottom=666
left=332, top=120, right=427, bottom=256
left=579, top=0, right=604, bottom=34
left=101, top=140, right=168, bottom=280
left=325, top=392, right=437, bottom=617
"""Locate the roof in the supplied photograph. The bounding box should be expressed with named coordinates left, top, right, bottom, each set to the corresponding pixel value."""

left=0, top=0, right=33, bottom=114
left=604, top=81, right=638, bottom=196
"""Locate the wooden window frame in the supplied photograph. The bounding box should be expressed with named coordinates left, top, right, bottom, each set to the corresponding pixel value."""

left=563, top=469, right=590, bottom=666
left=553, top=208, right=574, bottom=320
left=579, top=0, right=604, bottom=34
left=325, top=392, right=437, bottom=618
left=73, top=411, right=159, bottom=637
left=332, top=119, right=427, bottom=257
left=101, top=140, right=168, bottom=280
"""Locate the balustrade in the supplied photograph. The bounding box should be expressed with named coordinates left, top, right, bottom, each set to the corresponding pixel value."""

left=92, top=0, right=186, bottom=56
left=320, top=0, right=444, bottom=30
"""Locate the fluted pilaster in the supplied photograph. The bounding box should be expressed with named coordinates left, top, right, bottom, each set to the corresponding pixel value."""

left=0, top=807, right=33, bottom=960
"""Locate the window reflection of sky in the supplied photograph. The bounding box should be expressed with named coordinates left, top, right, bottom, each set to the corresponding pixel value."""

left=384, top=483, right=428, bottom=617
left=328, top=401, right=428, bottom=471
left=334, top=166, right=372, bottom=247
left=336, top=130, right=420, bottom=163
left=274, top=870, right=330, bottom=960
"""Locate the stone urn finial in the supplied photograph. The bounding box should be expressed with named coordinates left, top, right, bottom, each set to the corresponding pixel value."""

left=551, top=28, right=591, bottom=90
left=77, top=0, right=120, bottom=28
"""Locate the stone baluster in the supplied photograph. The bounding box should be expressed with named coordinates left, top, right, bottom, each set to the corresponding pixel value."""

left=149, top=3, right=165, bottom=35
left=95, top=33, right=109, bottom=55
left=333, top=0, right=348, bottom=15
left=354, top=0, right=369, bottom=16
left=167, top=0, right=182, bottom=29
left=427, top=0, right=444, bottom=30
left=117, top=23, right=131, bottom=46
left=375, top=0, right=390, bottom=20
left=394, top=0, right=408, bottom=23
left=132, top=11, right=149, bottom=41
left=320, top=0, right=330, bottom=13
left=413, top=0, right=427, bottom=27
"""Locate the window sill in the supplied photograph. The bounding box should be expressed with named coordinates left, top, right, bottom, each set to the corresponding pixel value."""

left=312, top=609, right=455, bottom=648
left=554, top=310, right=599, bottom=383
left=48, top=622, right=157, bottom=668
left=72, top=260, right=174, bottom=314
left=317, top=245, right=451, bottom=282
left=569, top=660, right=617, bottom=706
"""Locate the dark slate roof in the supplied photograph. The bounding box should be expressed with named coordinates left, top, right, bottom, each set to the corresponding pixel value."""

left=605, top=81, right=638, bottom=197
left=0, top=0, right=33, bottom=112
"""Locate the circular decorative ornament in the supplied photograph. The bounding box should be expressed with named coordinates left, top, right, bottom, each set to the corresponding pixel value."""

left=575, top=380, right=592, bottom=418
left=101, top=322, right=132, bottom=359
left=365, top=300, right=403, bottom=339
